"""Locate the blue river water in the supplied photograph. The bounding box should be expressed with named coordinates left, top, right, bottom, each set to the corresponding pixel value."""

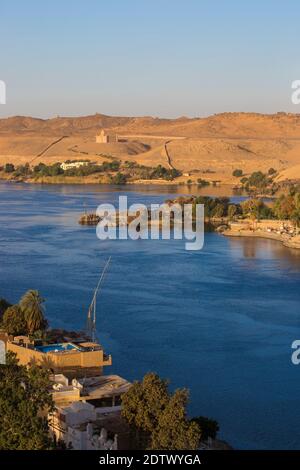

left=0, top=182, right=300, bottom=449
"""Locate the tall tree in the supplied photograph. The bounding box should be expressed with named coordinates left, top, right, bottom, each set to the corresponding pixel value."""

left=19, top=290, right=47, bottom=334
left=151, top=389, right=200, bottom=450
left=122, top=372, right=201, bottom=450
left=0, top=352, right=54, bottom=449
left=2, top=305, right=27, bottom=336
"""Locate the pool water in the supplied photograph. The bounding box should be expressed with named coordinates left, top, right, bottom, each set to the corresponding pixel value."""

left=35, top=343, right=78, bottom=353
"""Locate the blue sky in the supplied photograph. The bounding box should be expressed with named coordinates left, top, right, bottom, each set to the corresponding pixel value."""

left=1, top=0, right=300, bottom=118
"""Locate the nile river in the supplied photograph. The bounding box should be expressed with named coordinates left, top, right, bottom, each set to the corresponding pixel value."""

left=1, top=182, right=300, bottom=449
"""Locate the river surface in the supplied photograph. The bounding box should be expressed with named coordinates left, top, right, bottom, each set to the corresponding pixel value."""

left=0, top=182, right=300, bottom=449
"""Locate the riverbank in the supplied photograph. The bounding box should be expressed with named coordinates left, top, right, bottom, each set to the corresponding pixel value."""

left=224, top=220, right=300, bottom=250
left=0, top=172, right=232, bottom=188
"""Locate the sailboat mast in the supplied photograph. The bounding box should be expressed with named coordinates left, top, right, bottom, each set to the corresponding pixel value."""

left=87, top=256, right=111, bottom=341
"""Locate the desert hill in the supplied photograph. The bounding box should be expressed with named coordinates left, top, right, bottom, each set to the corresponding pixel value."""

left=1, top=112, right=300, bottom=138
left=0, top=112, right=300, bottom=184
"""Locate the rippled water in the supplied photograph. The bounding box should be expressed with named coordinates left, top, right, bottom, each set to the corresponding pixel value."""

left=0, top=182, right=300, bottom=449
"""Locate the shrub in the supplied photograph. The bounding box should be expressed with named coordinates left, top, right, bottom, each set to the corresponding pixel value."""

left=197, top=178, right=210, bottom=187
left=4, top=163, right=15, bottom=173
left=232, top=169, right=243, bottom=177
left=111, top=172, right=127, bottom=185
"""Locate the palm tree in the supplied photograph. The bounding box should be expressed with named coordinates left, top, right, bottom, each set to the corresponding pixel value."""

left=19, top=290, right=47, bottom=335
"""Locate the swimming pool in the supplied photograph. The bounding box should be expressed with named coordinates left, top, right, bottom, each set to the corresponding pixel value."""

left=35, top=343, right=78, bottom=353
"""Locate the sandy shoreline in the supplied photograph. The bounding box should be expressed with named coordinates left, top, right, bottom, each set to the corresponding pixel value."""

left=224, top=229, right=300, bottom=250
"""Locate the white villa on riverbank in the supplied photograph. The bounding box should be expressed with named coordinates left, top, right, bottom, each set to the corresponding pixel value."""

left=60, top=161, right=89, bottom=171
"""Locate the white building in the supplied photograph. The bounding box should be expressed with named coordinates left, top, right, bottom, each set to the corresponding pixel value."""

left=60, top=161, right=89, bottom=171
left=49, top=401, right=119, bottom=450
left=48, top=374, right=131, bottom=449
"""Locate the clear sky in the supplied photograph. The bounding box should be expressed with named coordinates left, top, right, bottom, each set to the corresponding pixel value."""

left=1, top=0, right=300, bottom=118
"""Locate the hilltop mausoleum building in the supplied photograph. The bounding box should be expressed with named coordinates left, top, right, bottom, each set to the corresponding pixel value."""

left=96, top=129, right=118, bottom=144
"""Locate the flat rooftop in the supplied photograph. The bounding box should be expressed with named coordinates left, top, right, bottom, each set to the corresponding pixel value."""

left=78, top=374, right=131, bottom=399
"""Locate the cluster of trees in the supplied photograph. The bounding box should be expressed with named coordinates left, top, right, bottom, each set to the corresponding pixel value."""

left=121, top=372, right=218, bottom=450
left=1, top=160, right=122, bottom=179
left=124, top=162, right=181, bottom=181
left=33, top=162, right=64, bottom=177
left=115, top=163, right=182, bottom=182
left=169, top=193, right=300, bottom=223
left=191, top=196, right=239, bottom=219
left=231, top=168, right=279, bottom=194
left=110, top=172, right=127, bottom=185
left=231, top=188, right=300, bottom=224
left=240, top=198, right=274, bottom=220
left=186, top=196, right=274, bottom=221
left=2, top=160, right=181, bottom=183
left=33, top=160, right=122, bottom=177
left=0, top=352, right=55, bottom=450
left=197, top=178, right=210, bottom=187
left=0, top=290, right=47, bottom=336
left=239, top=170, right=277, bottom=194
left=273, top=191, right=300, bottom=225
left=193, top=193, right=300, bottom=223
left=149, top=165, right=181, bottom=181
left=2, top=162, right=33, bottom=177
left=65, top=160, right=121, bottom=177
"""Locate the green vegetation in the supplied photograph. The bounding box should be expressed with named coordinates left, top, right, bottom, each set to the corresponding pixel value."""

left=240, top=198, right=274, bottom=219
left=2, top=305, right=27, bottom=336
left=273, top=192, right=300, bottom=226
left=190, top=196, right=237, bottom=219
left=126, top=162, right=181, bottom=181
left=197, top=178, right=210, bottom=187
left=1, top=160, right=182, bottom=184
left=121, top=372, right=202, bottom=450
left=232, top=169, right=243, bottom=177
left=1, top=290, right=48, bottom=337
left=149, top=165, right=181, bottom=181
left=33, top=162, right=64, bottom=177
left=14, top=163, right=31, bottom=177
left=4, top=163, right=15, bottom=173
left=19, top=290, right=48, bottom=335
left=240, top=170, right=276, bottom=194
left=0, top=352, right=55, bottom=449
left=110, top=172, right=127, bottom=185
left=0, top=298, right=11, bottom=321
left=228, top=204, right=238, bottom=220
left=240, top=176, right=248, bottom=185
left=173, top=195, right=281, bottom=222
left=190, top=416, right=219, bottom=441
left=247, top=171, right=270, bottom=189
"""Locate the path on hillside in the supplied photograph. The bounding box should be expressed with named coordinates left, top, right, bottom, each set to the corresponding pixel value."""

left=164, top=140, right=176, bottom=170
left=119, top=134, right=185, bottom=140
left=30, top=135, right=69, bottom=163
